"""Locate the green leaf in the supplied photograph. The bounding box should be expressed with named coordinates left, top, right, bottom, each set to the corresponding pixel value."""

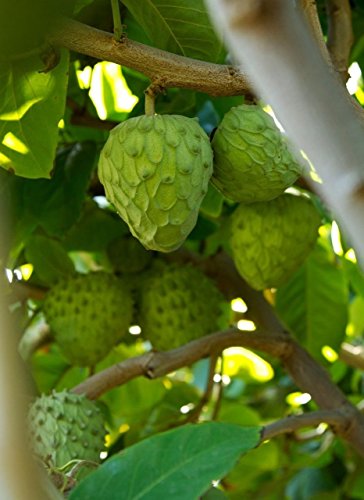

left=276, top=242, right=348, bottom=360
left=25, top=235, right=75, bottom=286
left=0, top=50, right=69, bottom=178
left=342, top=256, right=364, bottom=297
left=201, top=487, right=228, bottom=499
left=74, top=0, right=95, bottom=14
left=64, top=201, right=129, bottom=252
left=200, top=183, right=224, bottom=218
left=70, top=423, right=261, bottom=500
left=31, top=344, right=71, bottom=394
left=286, top=467, right=338, bottom=500
left=123, top=0, right=225, bottom=63
left=22, top=142, right=97, bottom=237
left=347, top=296, right=364, bottom=337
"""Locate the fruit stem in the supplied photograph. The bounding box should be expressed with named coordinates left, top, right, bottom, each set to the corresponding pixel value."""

left=111, top=0, right=123, bottom=41
left=144, top=85, right=156, bottom=116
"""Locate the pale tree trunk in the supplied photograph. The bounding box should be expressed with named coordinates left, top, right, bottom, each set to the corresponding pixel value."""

left=204, top=0, right=364, bottom=265
left=0, top=211, right=58, bottom=499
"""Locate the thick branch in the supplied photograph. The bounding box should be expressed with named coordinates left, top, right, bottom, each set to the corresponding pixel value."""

left=299, top=0, right=331, bottom=63
left=72, top=324, right=364, bottom=456
left=262, top=409, right=347, bottom=440
left=49, top=18, right=252, bottom=97
left=340, top=342, right=364, bottom=371
left=205, top=0, right=364, bottom=266
left=72, top=328, right=290, bottom=399
left=326, top=0, right=353, bottom=81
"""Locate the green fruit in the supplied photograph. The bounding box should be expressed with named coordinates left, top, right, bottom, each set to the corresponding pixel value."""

left=107, top=235, right=153, bottom=274
left=43, top=272, right=133, bottom=366
left=98, top=114, right=213, bottom=252
left=28, top=391, right=105, bottom=468
left=139, top=265, right=229, bottom=350
left=230, top=192, right=321, bottom=290
left=211, top=104, right=303, bottom=203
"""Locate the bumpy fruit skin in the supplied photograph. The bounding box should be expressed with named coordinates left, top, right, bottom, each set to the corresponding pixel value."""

left=139, top=265, right=229, bottom=350
left=43, top=272, right=133, bottom=366
left=107, top=235, right=153, bottom=274
left=28, top=391, right=105, bottom=468
left=211, top=104, right=303, bottom=203
left=98, top=114, right=213, bottom=252
left=230, top=192, right=321, bottom=290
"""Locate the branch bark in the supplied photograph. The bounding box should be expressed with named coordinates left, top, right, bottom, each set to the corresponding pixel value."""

left=49, top=17, right=252, bottom=97
left=326, top=0, right=353, bottom=81
left=261, top=409, right=348, bottom=440
left=204, top=0, right=364, bottom=266
left=340, top=342, right=364, bottom=371
left=72, top=324, right=364, bottom=456
left=72, top=328, right=290, bottom=399
left=299, top=0, right=331, bottom=63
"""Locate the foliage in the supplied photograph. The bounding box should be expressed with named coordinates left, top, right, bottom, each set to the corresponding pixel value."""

left=2, top=1, right=364, bottom=499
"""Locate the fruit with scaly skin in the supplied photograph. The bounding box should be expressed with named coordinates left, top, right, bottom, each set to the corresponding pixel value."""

left=98, top=114, right=213, bottom=252
left=107, top=235, right=153, bottom=274
left=139, top=265, right=229, bottom=350
left=43, top=272, right=133, bottom=366
left=211, top=104, right=303, bottom=203
left=230, top=192, right=321, bottom=290
left=28, top=391, right=105, bottom=468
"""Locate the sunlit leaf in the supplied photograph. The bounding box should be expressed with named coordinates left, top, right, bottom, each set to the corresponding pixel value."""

left=276, top=242, right=348, bottom=360
left=0, top=50, right=69, bottom=178
left=123, top=0, right=225, bottom=62
left=70, top=423, right=261, bottom=500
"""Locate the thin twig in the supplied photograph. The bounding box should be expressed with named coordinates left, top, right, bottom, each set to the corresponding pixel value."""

left=49, top=17, right=253, bottom=97
left=211, top=354, right=224, bottom=420
left=184, top=353, right=220, bottom=424
left=261, top=409, right=347, bottom=440
left=111, top=0, right=123, bottom=42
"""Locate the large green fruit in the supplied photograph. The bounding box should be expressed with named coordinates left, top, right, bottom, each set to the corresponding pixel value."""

left=107, top=235, right=153, bottom=274
left=43, top=272, right=133, bottom=366
left=28, top=391, right=105, bottom=468
left=230, top=192, right=321, bottom=290
left=98, top=114, right=213, bottom=252
left=211, top=104, right=303, bottom=203
left=139, top=265, right=229, bottom=350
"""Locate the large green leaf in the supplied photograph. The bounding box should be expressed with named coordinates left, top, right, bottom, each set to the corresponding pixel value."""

left=22, top=142, right=97, bottom=237
left=63, top=201, right=129, bottom=252
left=122, top=0, right=225, bottom=63
left=25, top=234, right=75, bottom=286
left=276, top=243, right=348, bottom=360
left=0, top=50, right=69, bottom=178
left=70, top=422, right=261, bottom=500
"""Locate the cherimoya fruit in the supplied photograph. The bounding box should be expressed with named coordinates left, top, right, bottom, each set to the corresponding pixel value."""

left=28, top=390, right=105, bottom=469
left=230, top=192, right=321, bottom=290
left=212, top=104, right=303, bottom=203
left=43, top=272, right=133, bottom=366
left=98, top=114, right=213, bottom=252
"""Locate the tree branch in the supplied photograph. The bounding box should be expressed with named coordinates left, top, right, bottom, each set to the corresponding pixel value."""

left=72, top=328, right=290, bottom=399
left=340, top=342, right=364, bottom=371
left=205, top=0, right=364, bottom=266
left=261, top=409, right=348, bottom=440
left=72, top=323, right=364, bottom=456
left=49, top=17, right=252, bottom=97
left=326, top=0, right=353, bottom=82
left=299, top=0, right=331, bottom=64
